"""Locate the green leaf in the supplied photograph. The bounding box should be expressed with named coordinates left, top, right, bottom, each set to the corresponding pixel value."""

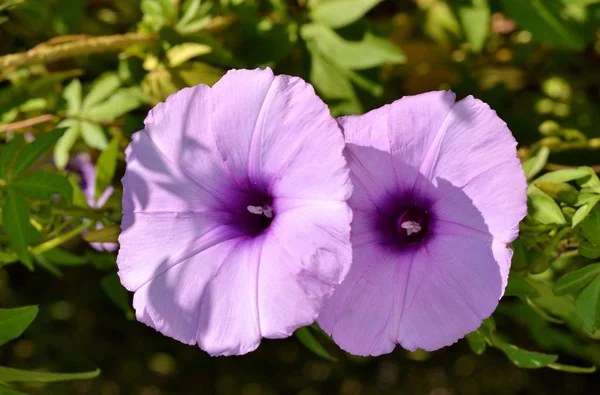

left=43, top=248, right=87, bottom=266
left=53, top=121, right=80, bottom=170
left=579, top=242, right=600, bottom=259
left=3, top=189, right=32, bottom=270
left=295, top=327, right=337, bottom=361
left=11, top=172, right=73, bottom=205
left=547, top=362, right=596, bottom=374
left=505, top=274, right=538, bottom=297
left=575, top=275, right=600, bottom=332
left=501, top=0, right=587, bottom=49
left=0, top=366, right=100, bottom=382
left=0, top=135, right=23, bottom=179
left=527, top=185, right=566, bottom=225
left=466, top=331, right=487, bottom=355
left=572, top=195, right=600, bottom=228
left=496, top=342, right=558, bottom=369
left=581, top=208, right=600, bottom=244
left=63, top=79, right=82, bottom=115
left=535, top=182, right=578, bottom=206
left=94, top=138, right=119, bottom=201
left=307, top=44, right=361, bottom=115
left=0, top=384, right=27, bottom=394
left=12, top=128, right=66, bottom=177
left=0, top=306, right=38, bottom=346
left=83, top=225, right=120, bottom=243
left=82, top=73, right=121, bottom=110
left=458, top=5, right=490, bottom=53
left=309, top=0, right=382, bottom=28
left=166, top=43, right=212, bottom=68
left=522, top=146, right=550, bottom=180
left=534, top=167, right=592, bottom=184
left=301, top=24, right=405, bottom=70
left=84, top=87, right=145, bottom=122
left=554, top=263, right=600, bottom=295
left=80, top=121, right=107, bottom=150
left=101, top=273, right=134, bottom=320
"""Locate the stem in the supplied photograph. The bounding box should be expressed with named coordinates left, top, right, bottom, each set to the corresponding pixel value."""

left=0, top=114, right=57, bottom=133
left=30, top=221, right=93, bottom=255
left=0, top=33, right=155, bottom=70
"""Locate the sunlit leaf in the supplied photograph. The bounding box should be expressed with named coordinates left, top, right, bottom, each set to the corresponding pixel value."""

left=496, top=342, right=558, bottom=369
left=80, top=121, right=107, bottom=150
left=167, top=43, right=212, bottom=68
left=527, top=185, right=566, bottom=225
left=63, top=79, right=82, bottom=115
left=301, top=24, right=405, bottom=70
left=95, top=138, right=119, bottom=201
left=522, top=147, right=550, bottom=180
left=458, top=4, right=490, bottom=52
left=309, top=0, right=383, bottom=28
left=82, top=73, right=121, bottom=110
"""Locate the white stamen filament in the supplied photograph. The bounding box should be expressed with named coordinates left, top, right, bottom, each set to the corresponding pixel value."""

left=401, top=220, right=422, bottom=236
left=247, top=204, right=274, bottom=218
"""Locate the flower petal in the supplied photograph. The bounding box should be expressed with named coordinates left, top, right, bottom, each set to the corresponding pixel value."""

left=210, top=69, right=350, bottom=200
left=397, top=234, right=502, bottom=352
left=317, top=244, right=408, bottom=356
left=122, top=131, right=228, bottom=213
left=117, top=212, right=243, bottom=292
left=259, top=202, right=352, bottom=337
left=425, top=96, right=526, bottom=243
left=339, top=91, right=456, bottom=167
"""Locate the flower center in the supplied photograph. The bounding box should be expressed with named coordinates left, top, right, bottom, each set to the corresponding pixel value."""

left=396, top=207, right=429, bottom=243
left=246, top=204, right=274, bottom=219
left=240, top=193, right=274, bottom=237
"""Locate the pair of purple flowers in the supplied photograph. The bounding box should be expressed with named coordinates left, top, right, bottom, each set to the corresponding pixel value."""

left=116, top=68, right=527, bottom=357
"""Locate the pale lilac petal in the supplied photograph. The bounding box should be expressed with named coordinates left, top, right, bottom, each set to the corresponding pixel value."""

left=259, top=202, right=351, bottom=338
left=132, top=239, right=249, bottom=350
left=211, top=69, right=350, bottom=200
left=398, top=235, right=502, bottom=351
left=339, top=91, right=456, bottom=166
left=117, top=212, right=243, bottom=291
left=425, top=96, right=526, bottom=243
left=122, top=131, right=227, bottom=213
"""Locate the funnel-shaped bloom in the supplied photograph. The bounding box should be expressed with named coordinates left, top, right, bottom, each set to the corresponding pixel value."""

left=117, top=69, right=352, bottom=356
left=318, top=91, right=527, bottom=355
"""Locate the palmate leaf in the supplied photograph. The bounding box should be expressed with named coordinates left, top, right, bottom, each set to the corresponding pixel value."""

left=458, top=2, right=490, bottom=53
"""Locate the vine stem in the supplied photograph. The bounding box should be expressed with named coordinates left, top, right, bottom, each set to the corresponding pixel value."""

left=29, top=221, right=94, bottom=255
left=0, top=33, right=155, bottom=70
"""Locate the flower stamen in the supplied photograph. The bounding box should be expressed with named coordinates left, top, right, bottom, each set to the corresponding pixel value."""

left=401, top=220, right=422, bottom=236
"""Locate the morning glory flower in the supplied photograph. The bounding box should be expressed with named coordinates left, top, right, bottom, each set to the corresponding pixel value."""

left=117, top=68, right=352, bottom=356
left=68, top=153, right=118, bottom=252
left=317, top=91, right=527, bottom=355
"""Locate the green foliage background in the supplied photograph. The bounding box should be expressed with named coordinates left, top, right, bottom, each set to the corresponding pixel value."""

left=1, top=0, right=600, bottom=393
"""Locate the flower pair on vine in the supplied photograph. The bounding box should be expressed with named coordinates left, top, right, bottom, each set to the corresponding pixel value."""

left=117, top=68, right=526, bottom=356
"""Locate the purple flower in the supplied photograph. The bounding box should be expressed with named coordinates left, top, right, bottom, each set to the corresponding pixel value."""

left=317, top=91, right=527, bottom=355
left=68, top=153, right=118, bottom=252
left=117, top=69, right=352, bottom=356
